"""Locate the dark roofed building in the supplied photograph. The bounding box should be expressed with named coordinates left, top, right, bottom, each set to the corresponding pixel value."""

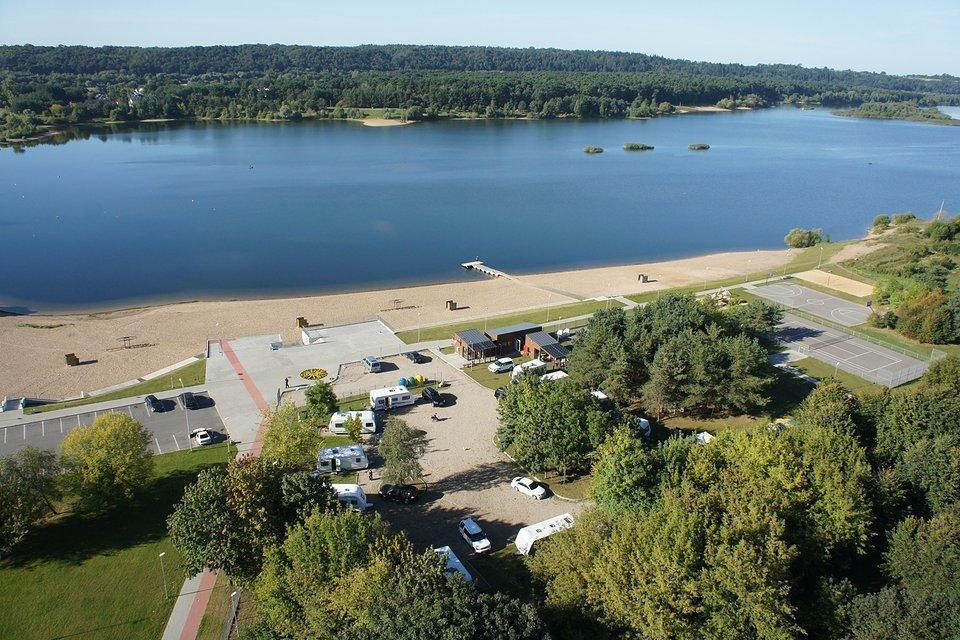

left=524, top=330, right=569, bottom=362
left=485, top=322, right=542, bottom=355
left=453, top=329, right=497, bottom=361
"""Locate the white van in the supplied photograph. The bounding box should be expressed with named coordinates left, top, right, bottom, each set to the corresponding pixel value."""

left=369, top=386, right=415, bottom=411
left=332, top=484, right=372, bottom=511
left=515, top=513, right=574, bottom=556
left=317, top=444, right=369, bottom=472
left=328, top=410, right=377, bottom=435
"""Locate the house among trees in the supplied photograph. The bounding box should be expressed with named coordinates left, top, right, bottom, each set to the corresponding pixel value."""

left=523, top=330, right=569, bottom=363
left=485, top=322, right=543, bottom=354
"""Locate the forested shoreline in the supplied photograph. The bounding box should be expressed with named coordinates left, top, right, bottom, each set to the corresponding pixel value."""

left=2, top=44, right=960, bottom=143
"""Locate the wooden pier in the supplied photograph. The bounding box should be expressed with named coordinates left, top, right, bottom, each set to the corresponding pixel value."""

left=461, top=261, right=508, bottom=278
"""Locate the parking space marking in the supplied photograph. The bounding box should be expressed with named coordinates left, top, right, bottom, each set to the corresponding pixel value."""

left=60, top=418, right=64, bottom=433
left=172, top=433, right=181, bottom=451
left=155, top=437, right=162, bottom=454
left=41, top=421, right=45, bottom=437
left=23, top=425, right=26, bottom=440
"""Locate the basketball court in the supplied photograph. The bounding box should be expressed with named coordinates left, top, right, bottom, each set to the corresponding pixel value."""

left=752, top=282, right=871, bottom=327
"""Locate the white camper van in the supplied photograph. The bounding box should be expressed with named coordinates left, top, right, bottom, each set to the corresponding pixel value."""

left=434, top=546, right=473, bottom=584
left=328, top=410, right=377, bottom=435
left=511, top=358, right=547, bottom=381
left=332, top=484, right=372, bottom=511
left=369, top=386, right=415, bottom=411
left=317, top=444, right=369, bottom=473
left=515, top=513, right=575, bottom=556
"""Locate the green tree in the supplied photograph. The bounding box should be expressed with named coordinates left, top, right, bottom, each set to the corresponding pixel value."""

left=795, top=381, right=860, bottom=436
left=784, top=227, right=823, bottom=248
left=924, top=354, right=960, bottom=390
left=260, top=402, right=323, bottom=469
left=379, top=418, right=427, bottom=485
left=344, top=413, right=364, bottom=442
left=59, top=412, right=153, bottom=511
left=872, top=214, right=891, bottom=233
left=304, top=380, right=338, bottom=425
left=0, top=446, right=60, bottom=556
left=896, top=290, right=954, bottom=344
left=729, top=299, right=784, bottom=335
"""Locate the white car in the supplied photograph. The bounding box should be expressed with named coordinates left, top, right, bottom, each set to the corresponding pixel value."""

left=511, top=476, right=548, bottom=500
left=487, top=358, right=515, bottom=374
left=458, top=518, right=491, bottom=553
left=191, top=429, right=214, bottom=446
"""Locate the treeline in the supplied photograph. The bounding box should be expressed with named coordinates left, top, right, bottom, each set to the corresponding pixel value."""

left=2, top=44, right=959, bottom=143
left=835, top=101, right=960, bottom=125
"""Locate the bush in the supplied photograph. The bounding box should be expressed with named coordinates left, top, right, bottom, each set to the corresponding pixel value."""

left=868, top=310, right=898, bottom=329
left=583, top=146, right=604, bottom=154
left=893, top=213, right=916, bottom=225
left=896, top=290, right=956, bottom=344
left=872, top=215, right=891, bottom=233
left=784, top=227, right=823, bottom=248
left=622, top=142, right=654, bottom=151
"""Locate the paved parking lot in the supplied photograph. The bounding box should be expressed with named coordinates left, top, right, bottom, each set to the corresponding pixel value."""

left=342, top=355, right=582, bottom=556
left=751, top=282, right=871, bottom=326
left=0, top=392, right=227, bottom=456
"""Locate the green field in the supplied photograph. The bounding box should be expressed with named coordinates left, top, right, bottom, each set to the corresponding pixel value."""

left=626, top=241, right=852, bottom=304
left=26, top=359, right=207, bottom=414
left=788, top=357, right=884, bottom=394
left=395, top=299, right=623, bottom=344
left=0, top=442, right=231, bottom=640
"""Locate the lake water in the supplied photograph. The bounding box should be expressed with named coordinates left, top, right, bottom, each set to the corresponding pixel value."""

left=2, top=107, right=959, bottom=312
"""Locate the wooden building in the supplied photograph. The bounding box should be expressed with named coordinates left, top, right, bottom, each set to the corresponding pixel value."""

left=523, top=330, right=569, bottom=363
left=485, top=322, right=542, bottom=355
left=453, top=329, right=497, bottom=361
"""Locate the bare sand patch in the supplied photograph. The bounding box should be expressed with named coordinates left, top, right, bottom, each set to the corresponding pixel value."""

left=0, top=248, right=793, bottom=399
left=794, top=269, right=874, bottom=298
left=361, top=118, right=410, bottom=127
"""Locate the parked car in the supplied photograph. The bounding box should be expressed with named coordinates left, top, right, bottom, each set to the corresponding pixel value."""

left=511, top=476, right=548, bottom=500
left=144, top=394, right=164, bottom=412
left=458, top=518, right=491, bottom=553
left=379, top=483, right=419, bottom=504
left=403, top=351, right=426, bottom=364
left=362, top=356, right=383, bottom=373
left=494, top=387, right=507, bottom=400
left=421, top=386, right=445, bottom=407
left=487, top=358, right=515, bottom=374
left=191, top=428, right=213, bottom=446
left=179, top=391, right=199, bottom=410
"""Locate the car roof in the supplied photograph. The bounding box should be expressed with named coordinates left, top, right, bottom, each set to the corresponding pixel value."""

left=460, top=518, right=483, bottom=533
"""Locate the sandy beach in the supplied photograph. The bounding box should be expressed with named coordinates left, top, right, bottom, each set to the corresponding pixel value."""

left=361, top=118, right=411, bottom=127
left=0, top=246, right=844, bottom=399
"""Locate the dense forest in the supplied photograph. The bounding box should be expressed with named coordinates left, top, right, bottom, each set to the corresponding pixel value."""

left=2, top=44, right=960, bottom=143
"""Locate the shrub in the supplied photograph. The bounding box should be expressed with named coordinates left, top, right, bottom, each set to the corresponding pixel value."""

left=893, top=213, right=916, bottom=225
left=872, top=215, right=891, bottom=233
left=623, top=142, right=654, bottom=151
left=868, top=310, right=898, bottom=329
left=583, top=146, right=604, bottom=154
left=784, top=227, right=823, bottom=248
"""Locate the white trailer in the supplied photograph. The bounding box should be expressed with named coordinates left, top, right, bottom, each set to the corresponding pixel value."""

left=317, top=444, right=369, bottom=473
left=511, top=358, right=548, bottom=381
left=328, top=410, right=377, bottom=435
left=369, top=386, right=415, bottom=411
left=434, top=546, right=473, bottom=584
left=515, top=513, right=575, bottom=556
left=332, top=483, right=372, bottom=511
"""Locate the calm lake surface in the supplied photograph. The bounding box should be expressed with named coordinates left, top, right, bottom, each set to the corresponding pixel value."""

left=2, top=107, right=959, bottom=312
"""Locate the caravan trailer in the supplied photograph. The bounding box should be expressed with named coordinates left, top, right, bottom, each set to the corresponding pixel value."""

left=328, top=410, right=377, bottom=435
left=317, top=444, right=369, bottom=473
left=332, top=484, right=372, bottom=511
left=515, top=513, right=575, bottom=556
left=369, top=386, right=415, bottom=411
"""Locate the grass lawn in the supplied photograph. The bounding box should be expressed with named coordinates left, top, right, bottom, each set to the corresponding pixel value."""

left=468, top=545, right=532, bottom=596
left=196, top=570, right=232, bottom=640
left=626, top=241, right=852, bottom=304
left=788, top=357, right=884, bottom=394
left=27, top=359, right=207, bottom=415
left=395, top=299, right=623, bottom=344
left=463, top=358, right=530, bottom=390
left=539, top=471, right=593, bottom=501
left=0, top=442, right=232, bottom=640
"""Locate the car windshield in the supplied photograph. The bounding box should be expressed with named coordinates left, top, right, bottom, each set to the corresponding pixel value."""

left=465, top=529, right=486, bottom=542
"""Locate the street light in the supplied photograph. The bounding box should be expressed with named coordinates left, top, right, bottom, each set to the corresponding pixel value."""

left=230, top=590, right=241, bottom=634
left=818, top=245, right=824, bottom=269
left=179, top=377, right=190, bottom=445
left=159, top=552, right=169, bottom=599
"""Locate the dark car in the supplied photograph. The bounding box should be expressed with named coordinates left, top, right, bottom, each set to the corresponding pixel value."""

left=144, top=394, right=164, bottom=412
left=179, top=391, right=199, bottom=410
left=404, top=351, right=426, bottom=364
left=494, top=387, right=507, bottom=400
left=379, top=484, right=419, bottom=504
left=421, top=386, right=445, bottom=407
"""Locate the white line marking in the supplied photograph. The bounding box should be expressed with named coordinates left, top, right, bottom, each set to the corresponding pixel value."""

left=128, top=406, right=134, bottom=417
left=155, top=437, right=162, bottom=454
left=41, top=421, right=45, bottom=437
left=23, top=425, right=26, bottom=440
left=172, top=434, right=181, bottom=451
left=60, top=418, right=63, bottom=433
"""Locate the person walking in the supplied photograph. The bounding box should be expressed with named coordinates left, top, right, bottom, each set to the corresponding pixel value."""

left=284, top=376, right=289, bottom=388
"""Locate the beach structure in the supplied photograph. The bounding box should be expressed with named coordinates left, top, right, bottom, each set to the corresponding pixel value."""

left=453, top=329, right=497, bottom=361
left=485, top=322, right=542, bottom=355
left=516, top=513, right=575, bottom=556
left=523, top=330, right=569, bottom=362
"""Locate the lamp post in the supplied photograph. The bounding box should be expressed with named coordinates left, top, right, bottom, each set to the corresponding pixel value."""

left=818, top=244, right=824, bottom=269
left=179, top=378, right=190, bottom=444
left=159, top=552, right=169, bottom=599
left=230, top=590, right=241, bottom=634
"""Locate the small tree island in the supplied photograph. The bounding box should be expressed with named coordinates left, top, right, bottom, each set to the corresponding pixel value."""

left=584, top=146, right=604, bottom=154
left=623, top=142, right=654, bottom=151
left=688, top=143, right=710, bottom=150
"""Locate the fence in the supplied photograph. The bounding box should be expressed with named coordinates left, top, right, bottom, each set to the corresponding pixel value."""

left=795, top=342, right=932, bottom=387
left=783, top=307, right=947, bottom=363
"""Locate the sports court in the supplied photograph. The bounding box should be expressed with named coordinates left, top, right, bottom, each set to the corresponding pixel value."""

left=751, top=282, right=871, bottom=327
left=778, top=314, right=928, bottom=387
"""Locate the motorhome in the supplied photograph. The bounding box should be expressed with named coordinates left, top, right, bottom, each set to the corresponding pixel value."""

left=328, top=410, right=377, bottom=435
left=317, top=444, right=369, bottom=473
left=515, top=513, right=575, bottom=556
left=369, top=386, right=415, bottom=411
left=434, top=546, right=473, bottom=584
left=332, top=484, right=372, bottom=511
left=511, top=358, right=548, bottom=381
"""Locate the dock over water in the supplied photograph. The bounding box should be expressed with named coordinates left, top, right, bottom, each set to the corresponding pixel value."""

left=461, top=261, right=508, bottom=278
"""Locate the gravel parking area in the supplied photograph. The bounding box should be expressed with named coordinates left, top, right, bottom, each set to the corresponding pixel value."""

left=347, top=353, right=583, bottom=557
